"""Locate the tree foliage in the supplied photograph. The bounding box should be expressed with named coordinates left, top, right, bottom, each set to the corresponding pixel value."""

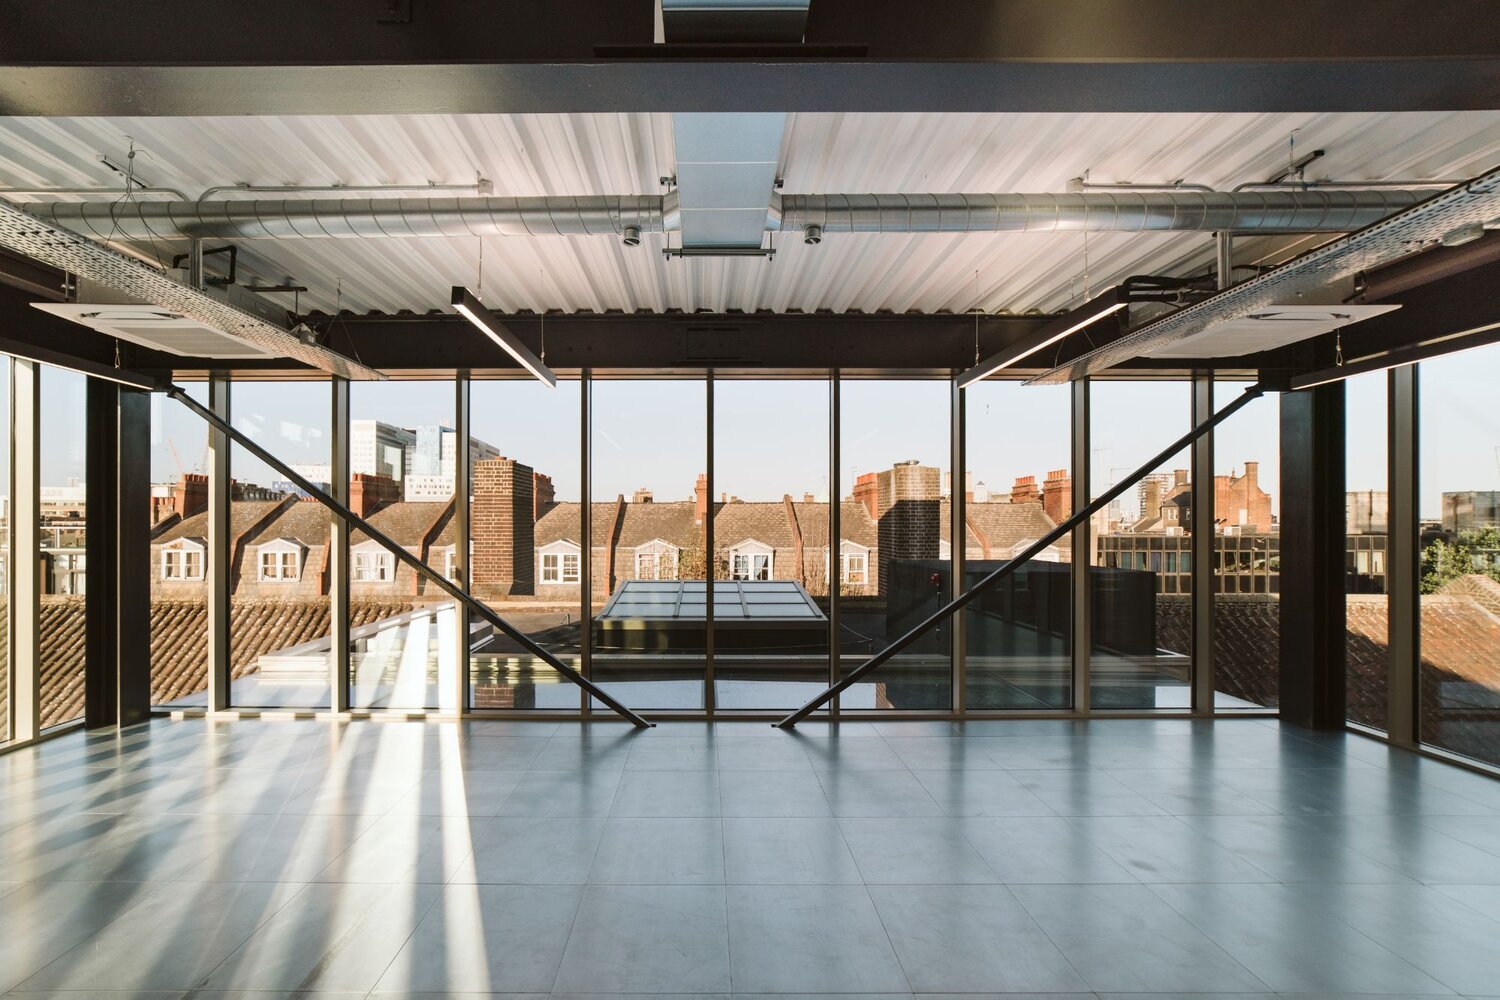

left=1421, top=526, right=1500, bottom=594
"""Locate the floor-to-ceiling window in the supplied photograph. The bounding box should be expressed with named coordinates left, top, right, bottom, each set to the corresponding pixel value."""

left=962, top=379, right=1073, bottom=709
left=589, top=378, right=707, bottom=710
left=712, top=378, right=832, bottom=709
left=469, top=377, right=583, bottom=711
left=1418, top=344, right=1500, bottom=767
left=149, top=383, right=212, bottom=707
left=228, top=379, right=333, bottom=709
left=38, top=366, right=87, bottom=728
left=839, top=379, right=951, bottom=710
left=1346, top=371, right=1390, bottom=731
left=1088, top=379, right=1193, bottom=709
left=346, top=380, right=455, bottom=711
left=1211, top=382, right=1281, bottom=709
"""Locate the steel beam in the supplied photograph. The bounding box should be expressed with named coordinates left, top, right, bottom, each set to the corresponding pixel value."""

left=1387, top=365, right=1419, bottom=746
left=9, top=359, right=40, bottom=742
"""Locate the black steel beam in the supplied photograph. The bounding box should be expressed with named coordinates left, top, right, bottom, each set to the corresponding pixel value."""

left=1278, top=383, right=1347, bottom=729
left=2, top=1, right=1496, bottom=115
left=83, top=380, right=119, bottom=729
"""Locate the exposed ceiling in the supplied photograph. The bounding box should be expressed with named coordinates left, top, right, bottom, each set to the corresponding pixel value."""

left=1, top=110, right=1498, bottom=318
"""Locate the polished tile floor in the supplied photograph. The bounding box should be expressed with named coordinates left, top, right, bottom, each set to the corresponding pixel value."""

left=1, top=716, right=1499, bottom=998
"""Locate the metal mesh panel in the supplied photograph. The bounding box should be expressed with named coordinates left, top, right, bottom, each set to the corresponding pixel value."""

left=1027, top=169, right=1500, bottom=384
left=0, top=198, right=385, bottom=380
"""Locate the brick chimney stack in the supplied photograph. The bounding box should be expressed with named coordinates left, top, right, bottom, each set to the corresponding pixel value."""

left=175, top=473, right=209, bottom=520
left=1243, top=461, right=1259, bottom=488
left=532, top=471, right=555, bottom=520
left=471, top=457, right=536, bottom=597
left=1174, top=468, right=1189, bottom=488
left=694, top=473, right=709, bottom=526
left=632, top=488, right=654, bottom=504
left=853, top=472, right=878, bottom=520
left=1042, top=469, right=1071, bottom=524
left=1011, top=475, right=1040, bottom=505
left=349, top=473, right=400, bottom=519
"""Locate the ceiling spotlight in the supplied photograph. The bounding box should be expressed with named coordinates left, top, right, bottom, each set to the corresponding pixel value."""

left=622, top=225, right=642, bottom=247
left=1439, top=223, right=1485, bottom=247
left=804, top=224, right=823, bottom=246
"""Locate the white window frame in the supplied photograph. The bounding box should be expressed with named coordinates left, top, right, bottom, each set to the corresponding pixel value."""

left=538, top=540, right=582, bottom=584
left=634, top=538, right=679, bottom=581
left=728, top=540, right=774, bottom=581
left=257, top=540, right=302, bottom=583
left=159, top=540, right=205, bottom=581
left=351, top=541, right=393, bottom=583
left=840, top=541, right=870, bottom=586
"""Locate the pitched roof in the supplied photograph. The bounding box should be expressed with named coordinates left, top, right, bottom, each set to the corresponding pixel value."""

left=351, top=500, right=454, bottom=548
left=942, top=499, right=1058, bottom=550
left=155, top=499, right=284, bottom=543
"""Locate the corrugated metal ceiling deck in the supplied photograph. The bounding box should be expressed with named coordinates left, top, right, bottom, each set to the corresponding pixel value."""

left=1, top=110, right=1497, bottom=316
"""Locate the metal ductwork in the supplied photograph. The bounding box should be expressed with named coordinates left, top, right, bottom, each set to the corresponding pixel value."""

left=30, top=195, right=668, bottom=242
left=775, top=190, right=1425, bottom=234
left=27, top=188, right=1432, bottom=242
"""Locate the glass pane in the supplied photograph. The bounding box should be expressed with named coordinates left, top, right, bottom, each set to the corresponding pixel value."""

left=1345, top=371, right=1389, bottom=730
left=469, top=378, right=583, bottom=711
left=1089, top=380, right=1192, bottom=709
left=839, top=379, right=951, bottom=710
left=149, top=384, right=212, bottom=708
left=590, top=379, right=706, bottom=710
left=713, top=379, right=832, bottom=709
left=0, top=357, right=9, bottom=743
left=1211, top=383, right=1280, bottom=709
left=229, top=380, right=332, bottom=709
left=39, top=366, right=87, bottom=728
left=962, top=380, right=1073, bottom=709
left=342, top=381, right=458, bottom=710
left=1419, top=346, right=1500, bottom=767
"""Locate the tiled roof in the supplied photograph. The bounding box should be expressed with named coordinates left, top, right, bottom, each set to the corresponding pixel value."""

left=715, top=502, right=797, bottom=550
left=794, top=501, right=878, bottom=549
left=941, top=499, right=1058, bottom=551
left=254, top=501, right=335, bottom=547
left=155, top=500, right=285, bottom=543
left=351, top=500, right=454, bottom=548
left=535, top=501, right=620, bottom=548
left=618, top=502, right=700, bottom=549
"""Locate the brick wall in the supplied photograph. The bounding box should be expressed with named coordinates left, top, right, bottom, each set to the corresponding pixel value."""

left=472, top=456, right=535, bottom=597
left=1042, top=469, right=1071, bottom=524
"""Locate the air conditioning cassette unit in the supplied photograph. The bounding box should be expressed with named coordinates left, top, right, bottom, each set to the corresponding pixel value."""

left=32, top=275, right=282, bottom=359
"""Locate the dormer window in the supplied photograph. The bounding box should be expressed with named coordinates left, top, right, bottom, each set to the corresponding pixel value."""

left=538, top=540, right=582, bottom=584
left=257, top=539, right=303, bottom=582
left=728, top=539, right=773, bottom=581
left=634, top=538, right=679, bottom=581
left=352, top=541, right=393, bottom=582
left=160, top=538, right=205, bottom=581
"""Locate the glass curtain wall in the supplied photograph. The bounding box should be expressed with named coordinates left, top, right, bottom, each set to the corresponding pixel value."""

left=149, top=384, right=212, bottom=707
left=712, top=378, right=832, bottom=709
left=228, top=379, right=333, bottom=709
left=589, top=379, right=707, bottom=710
left=1088, top=379, right=1193, bottom=709
left=346, top=380, right=455, bottom=710
left=468, top=377, right=583, bottom=711
left=839, top=379, right=951, bottom=710
left=1211, top=383, right=1281, bottom=709
left=38, top=366, right=87, bottom=728
left=962, top=380, right=1073, bottom=709
left=1418, top=345, right=1500, bottom=767
left=1345, top=371, right=1390, bottom=730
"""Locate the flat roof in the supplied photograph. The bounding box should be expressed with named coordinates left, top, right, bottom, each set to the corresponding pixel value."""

left=597, top=580, right=827, bottom=623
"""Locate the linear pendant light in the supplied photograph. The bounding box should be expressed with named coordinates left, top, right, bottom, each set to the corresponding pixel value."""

left=0, top=334, right=162, bottom=390
left=955, top=292, right=1127, bottom=388
left=450, top=286, right=557, bottom=387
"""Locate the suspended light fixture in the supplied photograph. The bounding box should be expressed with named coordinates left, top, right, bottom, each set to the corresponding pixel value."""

left=955, top=291, right=1127, bottom=388
left=450, top=286, right=557, bottom=387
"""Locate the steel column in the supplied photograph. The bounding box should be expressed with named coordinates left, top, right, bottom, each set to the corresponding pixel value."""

left=1279, top=382, right=1347, bottom=728
left=1071, top=378, right=1092, bottom=714
left=828, top=373, right=840, bottom=717
left=116, top=388, right=151, bottom=726
left=452, top=372, right=471, bottom=715
left=84, top=379, right=118, bottom=728
left=579, top=371, right=592, bottom=716
left=329, top=376, right=351, bottom=713
left=9, top=359, right=39, bottom=741
left=1191, top=374, right=1216, bottom=713
left=1387, top=365, right=1419, bottom=746
left=704, top=373, right=716, bottom=715
left=950, top=378, right=966, bottom=713
left=205, top=374, right=231, bottom=711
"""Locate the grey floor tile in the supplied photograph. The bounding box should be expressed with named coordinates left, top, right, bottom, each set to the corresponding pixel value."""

left=725, top=884, right=909, bottom=994
left=722, top=817, right=863, bottom=884
left=496, top=769, right=621, bottom=817
left=589, top=817, right=725, bottom=884
left=553, top=884, right=731, bottom=994
left=889, top=737, right=1006, bottom=770
left=312, top=811, right=480, bottom=883
left=1009, top=883, right=1268, bottom=993
left=910, top=768, right=1056, bottom=817
left=839, top=818, right=998, bottom=883
left=611, top=769, right=721, bottom=817
left=1106, top=767, right=1282, bottom=816
left=625, top=739, right=718, bottom=770
left=17, top=880, right=298, bottom=992
left=1178, top=813, right=1413, bottom=884
left=458, top=816, right=607, bottom=884
left=201, top=881, right=444, bottom=993
left=713, top=740, right=813, bottom=771
left=1068, top=814, right=1277, bottom=883
left=869, top=883, right=1089, bottom=993
left=718, top=770, right=832, bottom=817
left=374, top=884, right=582, bottom=993
left=1149, top=882, right=1453, bottom=994
left=958, top=816, right=1138, bottom=884
left=803, top=739, right=909, bottom=772
left=178, top=811, right=381, bottom=883
left=1010, top=768, right=1170, bottom=816
left=382, top=768, right=526, bottom=817
left=816, top=769, right=944, bottom=817
left=0, top=880, right=162, bottom=994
